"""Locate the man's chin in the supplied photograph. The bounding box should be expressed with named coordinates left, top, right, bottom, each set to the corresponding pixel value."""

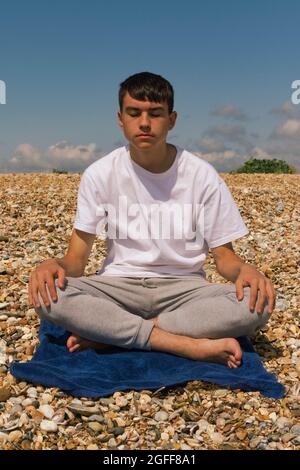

left=132, top=139, right=157, bottom=149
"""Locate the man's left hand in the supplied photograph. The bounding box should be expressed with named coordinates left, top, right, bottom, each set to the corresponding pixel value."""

left=235, top=264, right=276, bottom=315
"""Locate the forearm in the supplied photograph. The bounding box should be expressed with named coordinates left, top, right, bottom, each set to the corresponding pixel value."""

left=216, top=253, right=249, bottom=283
left=55, top=255, right=85, bottom=277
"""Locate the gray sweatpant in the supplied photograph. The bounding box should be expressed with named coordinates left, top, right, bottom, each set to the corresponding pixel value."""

left=36, top=275, right=271, bottom=351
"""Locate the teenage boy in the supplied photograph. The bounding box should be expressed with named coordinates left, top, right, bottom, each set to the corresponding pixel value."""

left=28, top=72, right=276, bottom=368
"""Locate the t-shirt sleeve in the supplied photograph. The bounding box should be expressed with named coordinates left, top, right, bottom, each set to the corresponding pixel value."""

left=73, top=170, right=107, bottom=236
left=203, top=177, right=249, bottom=249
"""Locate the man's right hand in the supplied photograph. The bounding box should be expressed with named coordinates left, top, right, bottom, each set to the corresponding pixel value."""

left=28, top=259, right=66, bottom=308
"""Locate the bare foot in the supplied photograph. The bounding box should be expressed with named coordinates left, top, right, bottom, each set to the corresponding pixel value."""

left=67, top=334, right=112, bottom=353
left=192, top=337, right=243, bottom=368
left=149, top=324, right=242, bottom=368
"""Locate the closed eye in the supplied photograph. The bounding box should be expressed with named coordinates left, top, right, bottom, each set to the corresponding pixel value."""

left=128, top=112, right=162, bottom=117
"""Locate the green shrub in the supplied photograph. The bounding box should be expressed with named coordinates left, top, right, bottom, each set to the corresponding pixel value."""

left=230, top=158, right=297, bottom=174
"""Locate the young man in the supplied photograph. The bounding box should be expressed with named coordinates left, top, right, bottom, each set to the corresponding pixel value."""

left=28, top=72, right=276, bottom=368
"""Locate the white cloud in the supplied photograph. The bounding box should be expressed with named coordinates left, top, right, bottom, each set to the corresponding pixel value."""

left=211, top=105, right=248, bottom=121
left=0, top=141, right=105, bottom=172
left=263, top=140, right=300, bottom=171
left=194, top=149, right=239, bottom=163
left=249, top=147, right=273, bottom=160
left=203, top=124, right=253, bottom=152
left=195, top=137, right=228, bottom=153
left=192, top=142, right=299, bottom=172
left=47, top=141, right=102, bottom=170
left=9, top=143, right=44, bottom=169
left=192, top=149, right=247, bottom=172
left=265, top=119, right=300, bottom=171
left=207, top=124, right=246, bottom=140
left=192, top=120, right=256, bottom=171
left=270, top=101, right=296, bottom=117
left=274, top=119, right=300, bottom=138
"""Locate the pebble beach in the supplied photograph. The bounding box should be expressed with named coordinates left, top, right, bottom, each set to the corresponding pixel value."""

left=0, top=172, right=299, bottom=450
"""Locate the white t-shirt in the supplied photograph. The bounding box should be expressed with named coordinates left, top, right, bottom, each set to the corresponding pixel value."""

left=73, top=144, right=249, bottom=278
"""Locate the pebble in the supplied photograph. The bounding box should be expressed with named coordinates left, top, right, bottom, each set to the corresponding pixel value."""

left=115, top=417, right=126, bottom=427
left=197, top=419, right=210, bottom=433
left=0, top=340, right=7, bottom=365
left=268, top=433, right=280, bottom=442
left=281, top=433, right=295, bottom=443
left=108, top=437, right=117, bottom=448
left=0, top=303, right=10, bottom=309
left=276, top=417, right=293, bottom=429
left=210, top=432, right=224, bottom=445
left=87, top=414, right=105, bottom=423
left=249, top=437, right=261, bottom=449
left=86, top=444, right=99, bottom=450
left=236, top=430, right=247, bottom=440
left=257, top=441, right=268, bottom=450
left=8, top=430, right=23, bottom=442
left=0, top=386, right=11, bottom=401
left=154, top=411, right=169, bottom=422
left=10, top=404, right=22, bottom=415
left=67, top=404, right=100, bottom=416
left=115, top=396, right=128, bottom=408
left=21, top=440, right=32, bottom=450
left=290, top=424, right=300, bottom=435
left=40, top=420, right=58, bottom=432
left=275, top=299, right=290, bottom=311
left=26, top=387, right=38, bottom=399
left=88, top=422, right=103, bottom=433
left=82, top=400, right=95, bottom=406
left=22, top=398, right=33, bottom=407
left=100, top=398, right=113, bottom=405
left=98, top=433, right=111, bottom=443
left=216, top=418, right=226, bottom=428
left=214, top=389, right=228, bottom=397
left=111, top=427, right=125, bottom=436
left=52, top=409, right=66, bottom=423
left=39, top=405, right=55, bottom=420
left=276, top=201, right=284, bottom=212
left=40, top=393, right=53, bottom=404
left=19, top=413, right=29, bottom=426
left=181, top=443, right=192, bottom=450
left=0, top=432, right=8, bottom=443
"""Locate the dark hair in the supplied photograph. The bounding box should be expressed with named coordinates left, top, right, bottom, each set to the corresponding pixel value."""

left=119, top=71, right=174, bottom=114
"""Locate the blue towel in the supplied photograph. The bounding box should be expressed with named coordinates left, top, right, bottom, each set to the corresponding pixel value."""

left=10, top=320, right=285, bottom=399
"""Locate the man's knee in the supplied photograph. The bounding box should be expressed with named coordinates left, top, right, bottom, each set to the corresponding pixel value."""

left=35, top=278, right=68, bottom=322
left=241, top=287, right=271, bottom=335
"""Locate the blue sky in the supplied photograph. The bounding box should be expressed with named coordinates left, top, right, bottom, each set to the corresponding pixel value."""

left=0, top=0, right=300, bottom=172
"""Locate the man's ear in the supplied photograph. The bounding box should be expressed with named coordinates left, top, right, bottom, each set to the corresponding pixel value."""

left=117, top=111, right=123, bottom=128
left=169, top=111, right=177, bottom=130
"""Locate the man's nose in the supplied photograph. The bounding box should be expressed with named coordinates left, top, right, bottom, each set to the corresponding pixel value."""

left=139, top=113, right=151, bottom=128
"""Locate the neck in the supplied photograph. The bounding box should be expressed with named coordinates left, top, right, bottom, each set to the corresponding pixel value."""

left=128, top=142, right=176, bottom=173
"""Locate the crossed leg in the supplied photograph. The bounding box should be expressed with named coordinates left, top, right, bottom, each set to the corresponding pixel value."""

left=67, top=317, right=243, bottom=369
left=39, top=277, right=270, bottom=369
